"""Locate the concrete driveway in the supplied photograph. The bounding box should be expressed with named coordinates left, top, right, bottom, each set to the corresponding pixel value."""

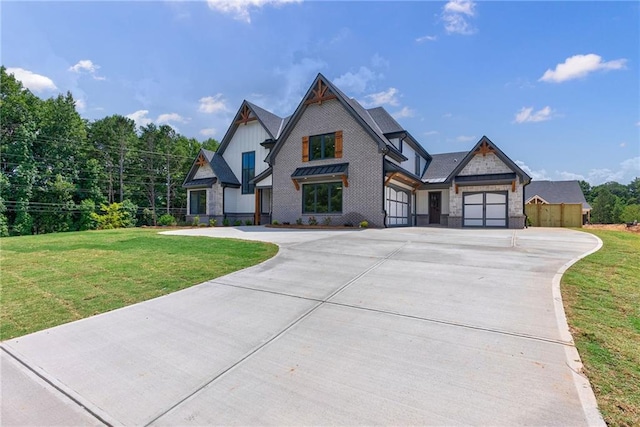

left=1, top=227, right=604, bottom=426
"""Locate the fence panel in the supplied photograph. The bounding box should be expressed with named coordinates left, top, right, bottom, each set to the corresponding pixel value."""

left=525, top=203, right=582, bottom=227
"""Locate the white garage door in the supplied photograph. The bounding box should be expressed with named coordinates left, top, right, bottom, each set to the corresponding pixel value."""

left=463, top=192, right=507, bottom=227
left=386, top=186, right=410, bottom=227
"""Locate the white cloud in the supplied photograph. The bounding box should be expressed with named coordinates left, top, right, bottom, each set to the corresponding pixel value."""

left=274, top=57, right=327, bottom=114
left=126, top=110, right=153, bottom=129
left=157, top=113, right=189, bottom=124
left=75, top=98, right=86, bottom=112
left=557, top=171, right=586, bottom=181
left=515, top=160, right=550, bottom=181
left=424, top=130, right=439, bottom=136
left=361, top=87, right=399, bottom=108
left=370, top=53, right=389, bottom=69
left=334, top=66, right=377, bottom=94
left=6, top=67, right=57, bottom=93
left=514, top=106, right=553, bottom=123
left=200, top=128, right=217, bottom=137
left=392, top=106, right=415, bottom=119
left=620, top=142, right=627, bottom=148
left=539, top=54, right=627, bottom=83
left=442, top=113, right=453, bottom=118
left=199, top=94, right=228, bottom=114
left=442, top=0, right=477, bottom=35
left=68, top=59, right=106, bottom=80
left=416, top=35, right=437, bottom=43
left=456, top=135, right=476, bottom=143
left=636, top=121, right=640, bottom=127
left=206, top=0, right=300, bottom=23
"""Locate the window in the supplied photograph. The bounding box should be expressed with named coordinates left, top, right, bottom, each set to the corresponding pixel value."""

left=309, top=133, right=336, bottom=161
left=190, top=190, right=206, bottom=215
left=415, top=156, right=421, bottom=176
left=303, top=182, right=342, bottom=213
left=242, top=151, right=255, bottom=194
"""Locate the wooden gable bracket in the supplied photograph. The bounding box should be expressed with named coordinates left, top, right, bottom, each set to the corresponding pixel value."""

left=341, top=175, right=349, bottom=188
left=292, top=179, right=300, bottom=191
left=474, top=140, right=495, bottom=157
left=195, top=153, right=207, bottom=167
left=304, top=79, right=337, bottom=106
left=384, top=172, right=399, bottom=186
left=511, top=180, right=516, bottom=192
left=235, top=105, right=257, bottom=126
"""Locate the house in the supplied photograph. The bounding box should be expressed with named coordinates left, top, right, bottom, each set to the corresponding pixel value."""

left=525, top=180, right=591, bottom=224
left=183, top=74, right=531, bottom=228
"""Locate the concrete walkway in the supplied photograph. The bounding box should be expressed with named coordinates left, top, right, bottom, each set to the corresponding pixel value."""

left=1, top=227, right=604, bottom=426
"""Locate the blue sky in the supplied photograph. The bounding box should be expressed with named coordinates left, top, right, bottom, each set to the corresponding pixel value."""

left=2, top=0, right=639, bottom=185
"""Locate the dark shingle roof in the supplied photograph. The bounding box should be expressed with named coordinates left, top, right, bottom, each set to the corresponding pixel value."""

left=246, top=101, right=285, bottom=138
left=202, top=149, right=241, bottom=187
left=183, top=177, right=217, bottom=188
left=525, top=180, right=591, bottom=210
left=367, top=107, right=404, bottom=134
left=422, top=151, right=468, bottom=183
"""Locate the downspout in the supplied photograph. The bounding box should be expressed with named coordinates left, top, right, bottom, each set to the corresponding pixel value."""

left=222, top=184, right=226, bottom=222
left=382, top=153, right=388, bottom=228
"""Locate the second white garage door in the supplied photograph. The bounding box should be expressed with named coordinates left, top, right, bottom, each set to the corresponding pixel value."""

left=463, top=192, right=507, bottom=227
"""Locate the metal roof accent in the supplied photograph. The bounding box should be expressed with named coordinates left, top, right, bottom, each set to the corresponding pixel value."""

left=183, top=177, right=217, bottom=188
left=455, top=173, right=517, bottom=183
left=291, top=162, right=349, bottom=178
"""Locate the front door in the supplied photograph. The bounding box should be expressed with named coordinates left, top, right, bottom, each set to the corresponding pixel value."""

left=429, top=192, right=441, bottom=224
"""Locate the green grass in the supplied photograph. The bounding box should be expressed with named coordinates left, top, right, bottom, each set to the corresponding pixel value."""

left=562, top=230, right=640, bottom=426
left=0, top=228, right=277, bottom=340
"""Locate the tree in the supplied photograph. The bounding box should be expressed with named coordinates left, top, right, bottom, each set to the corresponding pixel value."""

left=628, top=177, right=640, bottom=205
left=201, top=137, right=220, bottom=152
left=579, top=180, right=592, bottom=204
left=591, top=188, right=621, bottom=224
left=620, top=204, right=640, bottom=224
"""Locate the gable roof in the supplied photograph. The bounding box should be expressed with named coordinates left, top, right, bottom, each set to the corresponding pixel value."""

left=266, top=73, right=407, bottom=165
left=447, top=136, right=531, bottom=183
left=525, top=180, right=591, bottom=210
left=182, top=148, right=240, bottom=188
left=217, top=100, right=285, bottom=155
left=367, top=107, right=404, bottom=134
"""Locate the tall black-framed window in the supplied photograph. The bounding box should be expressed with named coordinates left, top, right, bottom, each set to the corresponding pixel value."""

left=302, top=182, right=342, bottom=213
left=190, top=190, right=206, bottom=215
left=309, top=133, right=336, bottom=161
left=415, top=156, right=421, bottom=176
left=242, top=151, right=255, bottom=194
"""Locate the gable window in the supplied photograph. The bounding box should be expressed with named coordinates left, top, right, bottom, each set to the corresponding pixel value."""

left=303, top=182, right=342, bottom=213
left=190, top=190, right=207, bottom=215
left=242, top=151, right=255, bottom=194
left=310, top=133, right=335, bottom=161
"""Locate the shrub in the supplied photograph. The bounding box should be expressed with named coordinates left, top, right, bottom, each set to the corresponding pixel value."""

left=296, top=218, right=303, bottom=225
left=141, top=208, right=155, bottom=226
left=245, top=219, right=253, bottom=226
left=323, top=217, right=332, bottom=226
left=91, top=201, right=138, bottom=230
left=209, top=219, right=217, bottom=227
left=76, top=199, right=97, bottom=231
left=234, top=220, right=242, bottom=226
left=192, top=216, right=200, bottom=226
left=223, top=218, right=230, bottom=226
left=359, top=220, right=369, bottom=228
left=344, top=222, right=354, bottom=227
left=158, top=214, right=177, bottom=226
left=308, top=216, right=318, bottom=226
left=272, top=220, right=279, bottom=225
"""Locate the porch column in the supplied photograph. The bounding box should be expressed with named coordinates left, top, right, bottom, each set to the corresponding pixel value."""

left=254, top=189, right=261, bottom=225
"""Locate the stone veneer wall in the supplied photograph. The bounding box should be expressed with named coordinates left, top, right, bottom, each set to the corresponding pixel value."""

left=271, top=99, right=385, bottom=227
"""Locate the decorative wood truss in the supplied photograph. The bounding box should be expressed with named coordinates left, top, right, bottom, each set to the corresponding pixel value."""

left=385, top=172, right=421, bottom=194
left=235, top=105, right=257, bottom=126
left=304, top=79, right=337, bottom=105
left=195, top=153, right=207, bottom=167
left=474, top=140, right=495, bottom=157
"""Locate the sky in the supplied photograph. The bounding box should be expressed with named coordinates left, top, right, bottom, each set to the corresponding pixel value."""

left=2, top=0, right=639, bottom=185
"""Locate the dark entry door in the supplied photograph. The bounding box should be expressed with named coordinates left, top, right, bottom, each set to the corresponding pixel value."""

left=429, top=192, right=441, bottom=224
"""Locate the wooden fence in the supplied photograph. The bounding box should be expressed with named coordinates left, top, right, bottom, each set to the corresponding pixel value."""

left=525, top=203, right=583, bottom=228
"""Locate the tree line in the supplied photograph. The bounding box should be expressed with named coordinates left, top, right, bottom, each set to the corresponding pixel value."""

left=580, top=180, right=640, bottom=224
left=1, top=66, right=218, bottom=236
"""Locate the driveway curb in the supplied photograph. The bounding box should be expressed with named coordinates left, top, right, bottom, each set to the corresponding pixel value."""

left=550, top=230, right=605, bottom=427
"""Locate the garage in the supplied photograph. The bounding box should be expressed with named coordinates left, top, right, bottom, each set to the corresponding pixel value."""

left=463, top=192, right=507, bottom=227
left=386, top=186, right=410, bottom=227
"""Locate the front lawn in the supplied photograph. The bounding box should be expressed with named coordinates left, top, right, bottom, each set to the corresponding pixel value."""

left=0, top=228, right=278, bottom=340
left=562, top=230, right=640, bottom=426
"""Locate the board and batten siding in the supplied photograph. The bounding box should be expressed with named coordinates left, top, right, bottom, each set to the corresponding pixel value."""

left=222, top=121, right=271, bottom=214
